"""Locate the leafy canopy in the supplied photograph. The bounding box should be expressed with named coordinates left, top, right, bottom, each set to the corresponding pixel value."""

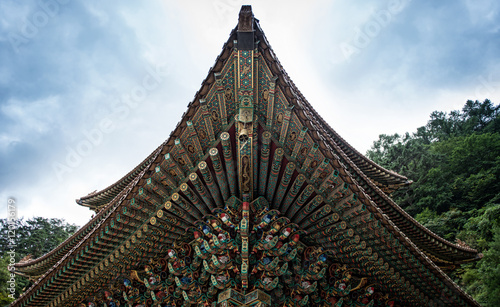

left=0, top=217, right=78, bottom=302
left=367, top=99, right=500, bottom=306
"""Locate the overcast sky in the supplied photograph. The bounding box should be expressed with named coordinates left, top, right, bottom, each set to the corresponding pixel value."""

left=1, top=0, right=499, bottom=226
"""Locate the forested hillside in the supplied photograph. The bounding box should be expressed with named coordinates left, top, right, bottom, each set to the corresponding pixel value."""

left=367, top=99, right=500, bottom=306
left=0, top=218, right=77, bottom=305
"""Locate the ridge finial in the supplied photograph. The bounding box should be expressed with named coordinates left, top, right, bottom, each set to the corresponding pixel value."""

left=238, top=5, right=253, bottom=32
left=237, top=6, right=255, bottom=50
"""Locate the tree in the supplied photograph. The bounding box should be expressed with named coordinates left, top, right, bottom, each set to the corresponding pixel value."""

left=367, top=99, right=500, bottom=303
left=367, top=99, right=500, bottom=216
left=0, top=217, right=78, bottom=301
left=462, top=99, right=500, bottom=133
left=0, top=256, right=14, bottom=305
left=478, top=226, right=500, bottom=306
left=0, top=217, right=78, bottom=259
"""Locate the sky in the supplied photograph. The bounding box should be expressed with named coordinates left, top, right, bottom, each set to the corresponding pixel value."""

left=1, top=0, right=499, bottom=227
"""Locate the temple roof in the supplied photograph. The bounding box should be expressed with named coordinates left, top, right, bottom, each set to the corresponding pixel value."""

left=71, top=11, right=479, bottom=266
left=13, top=6, right=480, bottom=307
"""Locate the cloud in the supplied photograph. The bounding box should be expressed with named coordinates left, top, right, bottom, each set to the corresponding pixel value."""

left=301, top=0, right=500, bottom=151
left=0, top=0, right=184, bottom=225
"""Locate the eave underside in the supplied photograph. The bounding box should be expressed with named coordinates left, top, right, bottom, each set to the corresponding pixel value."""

left=13, top=122, right=478, bottom=307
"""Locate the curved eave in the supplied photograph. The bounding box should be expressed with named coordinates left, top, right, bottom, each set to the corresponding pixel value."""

left=253, top=22, right=480, bottom=264
left=322, top=118, right=412, bottom=190
left=76, top=144, right=161, bottom=209
left=11, top=157, right=156, bottom=307
left=366, top=183, right=481, bottom=264
left=14, top=179, right=136, bottom=276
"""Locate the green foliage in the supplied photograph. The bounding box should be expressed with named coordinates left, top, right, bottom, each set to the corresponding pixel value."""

left=457, top=203, right=500, bottom=251
left=460, top=266, right=488, bottom=305
left=0, top=256, right=14, bottom=306
left=478, top=226, right=500, bottom=306
left=462, top=225, right=500, bottom=306
left=0, top=217, right=78, bottom=301
left=368, top=99, right=500, bottom=215
left=417, top=208, right=470, bottom=240
left=0, top=217, right=78, bottom=259
left=367, top=99, right=500, bottom=303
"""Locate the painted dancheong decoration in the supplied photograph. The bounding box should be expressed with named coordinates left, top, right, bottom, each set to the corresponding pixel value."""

left=12, top=5, right=482, bottom=307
